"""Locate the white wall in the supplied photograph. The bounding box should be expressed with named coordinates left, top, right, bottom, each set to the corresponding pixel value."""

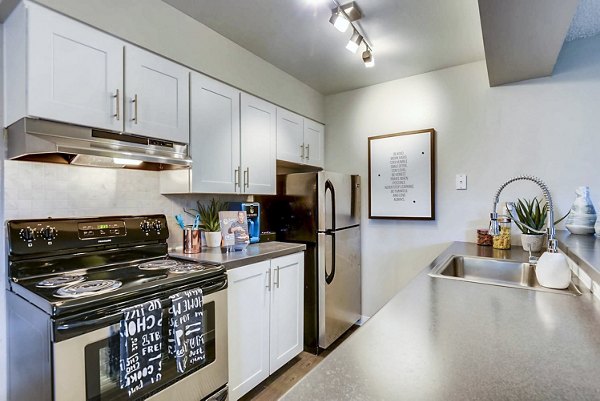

left=325, top=35, right=600, bottom=317
left=33, top=0, right=325, bottom=122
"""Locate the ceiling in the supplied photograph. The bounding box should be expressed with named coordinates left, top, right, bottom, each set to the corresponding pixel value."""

left=163, top=0, right=485, bottom=95
left=566, top=0, right=600, bottom=41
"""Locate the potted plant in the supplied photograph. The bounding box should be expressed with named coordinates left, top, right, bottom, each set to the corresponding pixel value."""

left=509, top=197, right=569, bottom=252
left=186, top=199, right=228, bottom=248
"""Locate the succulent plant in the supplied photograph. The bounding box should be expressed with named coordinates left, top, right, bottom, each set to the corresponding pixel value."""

left=509, top=197, right=569, bottom=235
left=185, top=198, right=228, bottom=232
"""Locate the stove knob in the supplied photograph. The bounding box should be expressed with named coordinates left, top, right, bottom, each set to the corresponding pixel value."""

left=140, top=220, right=151, bottom=233
left=19, top=227, right=35, bottom=242
left=41, top=226, right=58, bottom=241
left=153, top=220, right=162, bottom=232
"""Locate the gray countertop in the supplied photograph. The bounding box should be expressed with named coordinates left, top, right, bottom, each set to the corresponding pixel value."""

left=169, top=241, right=306, bottom=270
left=282, top=242, right=600, bottom=401
left=556, top=230, right=600, bottom=284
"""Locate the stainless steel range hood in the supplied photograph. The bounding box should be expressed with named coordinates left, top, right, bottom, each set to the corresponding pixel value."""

left=6, top=118, right=192, bottom=170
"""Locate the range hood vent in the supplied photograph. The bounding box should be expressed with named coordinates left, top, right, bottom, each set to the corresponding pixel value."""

left=6, top=118, right=192, bottom=170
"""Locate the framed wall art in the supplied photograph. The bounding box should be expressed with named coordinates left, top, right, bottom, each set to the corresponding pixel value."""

left=368, top=129, right=435, bottom=220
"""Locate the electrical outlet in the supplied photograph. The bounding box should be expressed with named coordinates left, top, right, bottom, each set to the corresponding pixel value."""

left=456, top=174, right=467, bottom=190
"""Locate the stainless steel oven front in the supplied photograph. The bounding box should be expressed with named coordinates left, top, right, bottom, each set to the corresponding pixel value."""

left=52, top=286, right=228, bottom=401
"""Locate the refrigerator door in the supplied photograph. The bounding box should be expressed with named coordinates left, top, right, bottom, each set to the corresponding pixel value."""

left=318, top=172, right=360, bottom=232
left=318, top=225, right=361, bottom=349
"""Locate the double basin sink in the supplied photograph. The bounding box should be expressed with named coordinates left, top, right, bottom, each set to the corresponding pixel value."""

left=429, top=255, right=581, bottom=296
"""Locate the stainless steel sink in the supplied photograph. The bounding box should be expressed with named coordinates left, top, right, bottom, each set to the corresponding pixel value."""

left=429, top=255, right=581, bottom=296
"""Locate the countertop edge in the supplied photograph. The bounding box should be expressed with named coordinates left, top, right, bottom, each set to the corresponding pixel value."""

left=555, top=230, right=600, bottom=284
left=169, top=241, right=306, bottom=270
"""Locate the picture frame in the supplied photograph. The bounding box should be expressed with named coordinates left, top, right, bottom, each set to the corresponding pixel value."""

left=368, top=129, right=436, bottom=220
left=219, top=211, right=250, bottom=250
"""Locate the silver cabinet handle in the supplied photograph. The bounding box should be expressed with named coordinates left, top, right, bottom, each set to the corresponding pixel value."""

left=234, top=167, right=240, bottom=190
left=132, top=94, right=138, bottom=124
left=274, top=266, right=280, bottom=288
left=300, top=144, right=305, bottom=159
left=113, top=89, right=120, bottom=120
left=306, top=144, right=310, bottom=160
left=266, top=268, right=272, bottom=290
left=244, top=167, right=250, bottom=189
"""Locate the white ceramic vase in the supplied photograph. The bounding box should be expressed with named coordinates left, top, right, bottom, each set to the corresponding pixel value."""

left=520, top=234, right=544, bottom=253
left=205, top=231, right=222, bottom=248
left=535, top=252, right=571, bottom=289
left=565, top=186, right=596, bottom=235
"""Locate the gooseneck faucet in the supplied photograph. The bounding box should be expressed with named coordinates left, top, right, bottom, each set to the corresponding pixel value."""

left=489, top=175, right=558, bottom=253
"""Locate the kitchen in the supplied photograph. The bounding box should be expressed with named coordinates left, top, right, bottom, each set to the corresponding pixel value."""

left=1, top=0, right=600, bottom=400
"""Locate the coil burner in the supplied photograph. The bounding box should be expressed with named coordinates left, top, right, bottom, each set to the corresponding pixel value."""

left=138, top=259, right=180, bottom=270
left=54, top=280, right=122, bottom=298
left=36, top=275, right=86, bottom=288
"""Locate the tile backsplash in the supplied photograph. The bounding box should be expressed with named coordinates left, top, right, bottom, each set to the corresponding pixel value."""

left=4, top=160, right=247, bottom=248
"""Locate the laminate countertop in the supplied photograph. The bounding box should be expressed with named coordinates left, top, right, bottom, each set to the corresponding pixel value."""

left=170, top=241, right=306, bottom=270
left=556, top=230, right=600, bottom=285
left=282, top=242, right=600, bottom=401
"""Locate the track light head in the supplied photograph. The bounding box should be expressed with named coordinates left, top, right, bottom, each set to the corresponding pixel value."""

left=329, top=7, right=350, bottom=32
left=346, top=29, right=363, bottom=53
left=362, top=49, right=374, bottom=68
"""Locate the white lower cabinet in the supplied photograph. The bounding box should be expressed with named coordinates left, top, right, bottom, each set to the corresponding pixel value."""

left=227, top=252, right=304, bottom=401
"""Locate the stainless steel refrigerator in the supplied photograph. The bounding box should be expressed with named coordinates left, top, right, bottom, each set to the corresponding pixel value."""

left=258, top=171, right=361, bottom=352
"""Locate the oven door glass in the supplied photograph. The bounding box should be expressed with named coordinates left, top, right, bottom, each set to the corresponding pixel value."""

left=84, top=301, right=216, bottom=401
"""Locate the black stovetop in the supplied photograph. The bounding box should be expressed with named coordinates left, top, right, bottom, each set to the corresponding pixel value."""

left=6, top=215, right=226, bottom=318
left=10, top=257, right=226, bottom=317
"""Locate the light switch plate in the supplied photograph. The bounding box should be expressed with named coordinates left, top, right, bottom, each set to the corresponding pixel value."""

left=456, top=174, right=467, bottom=190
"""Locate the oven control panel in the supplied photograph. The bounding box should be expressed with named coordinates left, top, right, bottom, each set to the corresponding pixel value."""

left=7, top=215, right=169, bottom=255
left=78, top=221, right=127, bottom=240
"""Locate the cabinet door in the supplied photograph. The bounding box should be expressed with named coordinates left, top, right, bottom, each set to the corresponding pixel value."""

left=303, top=119, right=325, bottom=168
left=27, top=2, right=124, bottom=131
left=269, top=252, right=304, bottom=374
left=190, top=73, right=240, bottom=193
left=240, top=94, right=276, bottom=195
left=228, top=261, right=271, bottom=401
left=276, top=108, right=304, bottom=164
left=124, top=46, right=189, bottom=143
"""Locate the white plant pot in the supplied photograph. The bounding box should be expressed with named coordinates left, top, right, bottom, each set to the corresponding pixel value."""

left=520, top=234, right=544, bottom=253
left=535, top=252, right=571, bottom=289
left=205, top=231, right=222, bottom=248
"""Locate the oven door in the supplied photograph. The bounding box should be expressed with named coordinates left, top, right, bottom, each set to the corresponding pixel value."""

left=52, top=280, right=228, bottom=401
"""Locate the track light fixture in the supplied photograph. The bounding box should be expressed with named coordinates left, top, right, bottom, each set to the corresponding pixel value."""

left=329, top=7, right=350, bottom=32
left=362, top=48, right=374, bottom=68
left=329, top=1, right=375, bottom=67
left=346, top=29, right=363, bottom=53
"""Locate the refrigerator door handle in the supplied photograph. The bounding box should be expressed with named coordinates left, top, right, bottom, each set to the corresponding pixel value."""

left=324, top=231, right=336, bottom=284
left=325, top=179, right=336, bottom=231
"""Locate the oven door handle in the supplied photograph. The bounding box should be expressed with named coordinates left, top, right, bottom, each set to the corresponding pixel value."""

left=55, top=278, right=227, bottom=340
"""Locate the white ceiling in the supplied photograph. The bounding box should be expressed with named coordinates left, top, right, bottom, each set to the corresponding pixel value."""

left=163, top=0, right=485, bottom=95
left=566, top=0, right=600, bottom=41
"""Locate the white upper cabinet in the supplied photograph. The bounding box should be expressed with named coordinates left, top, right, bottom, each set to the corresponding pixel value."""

left=124, top=46, right=190, bottom=143
left=5, top=1, right=124, bottom=131
left=241, top=94, right=277, bottom=195
left=276, top=107, right=325, bottom=168
left=4, top=2, right=190, bottom=144
left=189, top=72, right=241, bottom=193
left=276, top=108, right=304, bottom=165
left=302, top=119, right=325, bottom=168
left=160, top=79, right=277, bottom=195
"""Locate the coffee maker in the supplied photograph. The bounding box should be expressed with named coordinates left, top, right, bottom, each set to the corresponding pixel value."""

left=228, top=202, right=260, bottom=243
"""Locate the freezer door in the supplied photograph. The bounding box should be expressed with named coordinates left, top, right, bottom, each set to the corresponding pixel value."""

left=318, top=226, right=361, bottom=349
left=318, top=172, right=360, bottom=232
